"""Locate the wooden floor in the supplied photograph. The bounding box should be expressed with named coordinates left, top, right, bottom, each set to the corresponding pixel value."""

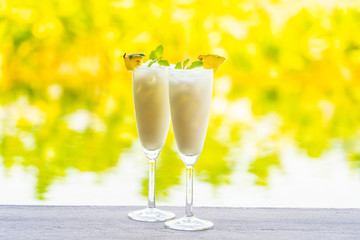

left=0, top=205, right=359, bottom=239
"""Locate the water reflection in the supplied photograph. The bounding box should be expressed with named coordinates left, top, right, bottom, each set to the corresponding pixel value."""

left=2, top=81, right=360, bottom=203
left=0, top=85, right=285, bottom=200
left=0, top=86, right=137, bottom=199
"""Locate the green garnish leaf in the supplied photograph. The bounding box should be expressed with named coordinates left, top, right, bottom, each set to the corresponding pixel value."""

left=156, top=45, right=163, bottom=58
left=149, top=51, right=157, bottom=60
left=148, top=60, right=156, bottom=67
left=158, top=60, right=170, bottom=66
left=175, top=62, right=182, bottom=69
left=148, top=45, right=169, bottom=68
left=187, top=61, right=203, bottom=69
left=150, top=45, right=163, bottom=60
left=149, top=45, right=163, bottom=60
left=183, top=59, right=189, bottom=69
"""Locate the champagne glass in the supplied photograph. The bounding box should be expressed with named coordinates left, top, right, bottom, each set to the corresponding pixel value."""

left=128, top=64, right=175, bottom=222
left=165, top=68, right=214, bottom=230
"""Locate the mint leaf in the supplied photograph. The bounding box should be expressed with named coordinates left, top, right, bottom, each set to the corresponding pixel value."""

left=156, top=45, right=163, bottom=58
left=187, top=61, right=203, bottom=69
left=148, top=60, right=156, bottom=67
left=148, top=45, right=168, bottom=68
left=149, top=45, right=163, bottom=60
left=183, top=59, right=189, bottom=69
left=158, top=60, right=170, bottom=66
left=149, top=51, right=157, bottom=60
left=175, top=62, right=182, bottom=69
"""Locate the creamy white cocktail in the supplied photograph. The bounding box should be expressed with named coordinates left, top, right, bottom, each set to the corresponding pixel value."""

left=165, top=67, right=214, bottom=231
left=128, top=62, right=175, bottom=222
left=133, top=64, right=170, bottom=150
left=169, top=68, right=213, bottom=163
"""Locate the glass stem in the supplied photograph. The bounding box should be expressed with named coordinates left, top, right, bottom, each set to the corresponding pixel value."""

left=185, top=166, right=194, bottom=218
left=148, top=160, right=156, bottom=208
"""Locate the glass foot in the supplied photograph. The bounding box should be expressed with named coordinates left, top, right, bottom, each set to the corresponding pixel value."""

left=165, top=216, right=214, bottom=231
left=128, top=208, right=175, bottom=222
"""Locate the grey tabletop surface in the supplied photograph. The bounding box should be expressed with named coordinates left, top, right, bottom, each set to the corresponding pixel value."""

left=0, top=205, right=359, bottom=240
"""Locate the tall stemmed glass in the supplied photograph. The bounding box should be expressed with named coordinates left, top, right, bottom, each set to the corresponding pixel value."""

left=165, top=68, right=214, bottom=230
left=128, top=64, right=175, bottom=222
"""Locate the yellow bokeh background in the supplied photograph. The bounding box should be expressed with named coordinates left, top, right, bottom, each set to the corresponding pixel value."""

left=1, top=0, right=360, bottom=201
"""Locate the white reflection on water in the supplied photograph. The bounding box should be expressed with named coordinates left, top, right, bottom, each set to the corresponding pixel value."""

left=63, top=109, right=107, bottom=133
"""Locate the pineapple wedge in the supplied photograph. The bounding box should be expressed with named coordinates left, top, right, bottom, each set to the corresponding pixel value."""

left=198, top=54, right=225, bottom=72
left=123, top=53, right=145, bottom=71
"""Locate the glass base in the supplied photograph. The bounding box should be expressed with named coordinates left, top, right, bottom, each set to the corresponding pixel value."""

left=165, top=216, right=214, bottom=231
left=128, top=208, right=175, bottom=222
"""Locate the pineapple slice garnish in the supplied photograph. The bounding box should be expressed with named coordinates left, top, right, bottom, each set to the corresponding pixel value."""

left=198, top=54, right=225, bottom=72
left=123, top=53, right=145, bottom=71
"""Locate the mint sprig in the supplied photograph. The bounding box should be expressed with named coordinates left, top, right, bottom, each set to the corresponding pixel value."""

left=175, top=62, right=182, bottom=69
left=183, top=59, right=189, bottom=68
left=174, top=60, right=203, bottom=70
left=158, top=60, right=170, bottom=66
left=187, top=61, right=203, bottom=69
left=148, top=45, right=170, bottom=67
